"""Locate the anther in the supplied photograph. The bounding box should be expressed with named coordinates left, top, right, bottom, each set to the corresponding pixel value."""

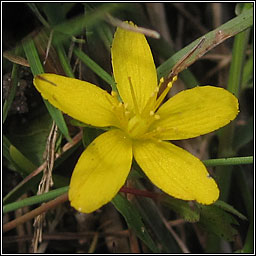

left=128, top=77, right=139, bottom=115
left=156, top=127, right=162, bottom=132
left=149, top=110, right=154, bottom=116
left=154, top=114, right=160, bottom=120
left=167, top=82, right=173, bottom=88
left=125, top=111, right=130, bottom=116
left=111, top=91, right=118, bottom=97
left=159, top=77, right=164, bottom=84
left=172, top=75, right=178, bottom=82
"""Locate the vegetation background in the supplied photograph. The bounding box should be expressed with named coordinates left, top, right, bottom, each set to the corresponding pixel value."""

left=2, top=2, right=253, bottom=253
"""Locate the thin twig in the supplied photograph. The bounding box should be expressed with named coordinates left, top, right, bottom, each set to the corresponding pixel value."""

left=33, top=122, right=58, bottom=252
left=105, top=13, right=160, bottom=39
left=4, top=230, right=129, bottom=243
left=3, top=193, right=68, bottom=233
left=157, top=208, right=190, bottom=253
left=3, top=51, right=30, bottom=67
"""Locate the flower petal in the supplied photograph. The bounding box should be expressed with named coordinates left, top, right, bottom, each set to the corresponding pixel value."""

left=111, top=24, right=157, bottom=114
left=133, top=139, right=219, bottom=204
left=33, top=73, right=120, bottom=128
left=151, top=86, right=239, bottom=140
left=69, top=129, right=133, bottom=213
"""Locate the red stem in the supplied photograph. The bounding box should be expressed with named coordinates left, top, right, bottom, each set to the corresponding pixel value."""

left=119, top=186, right=160, bottom=200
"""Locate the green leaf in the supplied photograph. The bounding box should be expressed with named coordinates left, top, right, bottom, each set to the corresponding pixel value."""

left=161, top=196, right=200, bottom=222
left=134, top=196, right=181, bottom=253
left=22, top=38, right=71, bottom=142
left=22, top=38, right=44, bottom=75
left=214, top=200, right=247, bottom=220
left=112, top=194, right=159, bottom=253
left=56, top=44, right=75, bottom=78
left=82, top=127, right=104, bottom=148
left=6, top=113, right=52, bottom=166
left=9, top=145, right=37, bottom=176
left=197, top=204, right=239, bottom=241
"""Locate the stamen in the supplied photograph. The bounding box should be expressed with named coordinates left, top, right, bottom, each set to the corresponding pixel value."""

left=154, top=75, right=178, bottom=112
left=128, top=77, right=139, bottom=115
left=158, top=77, right=164, bottom=87
left=140, top=86, right=159, bottom=119
left=105, top=94, right=128, bottom=127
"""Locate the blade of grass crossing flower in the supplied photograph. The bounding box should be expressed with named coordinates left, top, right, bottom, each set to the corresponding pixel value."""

left=22, top=38, right=44, bottom=75
left=23, top=38, right=71, bottom=141
left=157, top=7, right=253, bottom=80
left=112, top=194, right=159, bottom=253
left=56, top=45, right=75, bottom=78
left=73, top=47, right=118, bottom=93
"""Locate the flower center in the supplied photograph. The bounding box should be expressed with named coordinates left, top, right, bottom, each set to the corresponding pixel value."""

left=127, top=115, right=150, bottom=138
left=110, top=75, right=178, bottom=139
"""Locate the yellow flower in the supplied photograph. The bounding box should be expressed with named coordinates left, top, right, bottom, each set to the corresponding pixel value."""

left=33, top=25, right=239, bottom=213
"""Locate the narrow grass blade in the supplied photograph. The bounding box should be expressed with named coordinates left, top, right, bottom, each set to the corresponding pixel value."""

left=112, top=194, right=159, bottom=253
left=3, top=62, right=19, bottom=123
left=203, top=156, right=253, bottom=167
left=73, top=47, right=117, bottom=92
left=157, top=7, right=253, bottom=81
left=3, top=186, right=69, bottom=213
left=23, top=38, right=71, bottom=141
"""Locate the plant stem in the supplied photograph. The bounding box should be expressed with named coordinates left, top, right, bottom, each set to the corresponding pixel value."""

left=203, top=156, right=253, bottom=167
left=3, top=193, right=68, bottom=233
